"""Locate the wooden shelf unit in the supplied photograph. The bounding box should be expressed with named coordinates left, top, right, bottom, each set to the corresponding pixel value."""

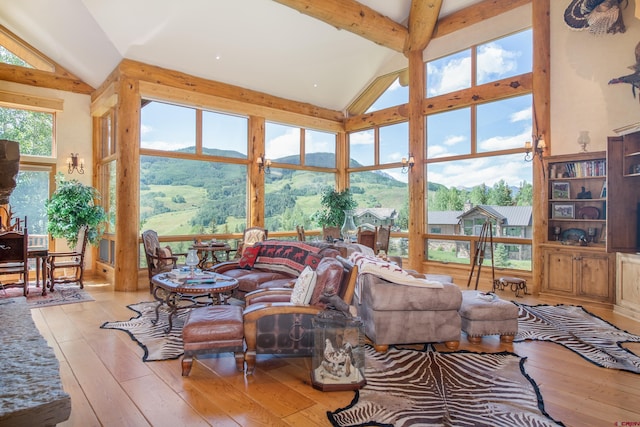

left=607, top=130, right=640, bottom=254
left=542, top=151, right=614, bottom=305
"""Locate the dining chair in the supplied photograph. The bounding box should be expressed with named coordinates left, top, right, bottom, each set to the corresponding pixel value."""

left=0, top=228, right=29, bottom=296
left=296, top=225, right=306, bottom=241
left=357, top=227, right=377, bottom=252
left=231, top=226, right=268, bottom=260
left=322, top=226, right=341, bottom=242
left=376, top=225, right=391, bottom=254
left=47, top=225, right=88, bottom=292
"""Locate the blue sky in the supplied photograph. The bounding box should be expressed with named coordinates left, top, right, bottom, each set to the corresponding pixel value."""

left=141, top=29, right=533, bottom=190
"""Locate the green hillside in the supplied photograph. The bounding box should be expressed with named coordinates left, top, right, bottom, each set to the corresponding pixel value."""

left=140, top=150, right=407, bottom=235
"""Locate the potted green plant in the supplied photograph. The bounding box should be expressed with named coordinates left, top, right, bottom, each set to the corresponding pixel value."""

left=312, top=187, right=357, bottom=228
left=46, top=173, right=107, bottom=247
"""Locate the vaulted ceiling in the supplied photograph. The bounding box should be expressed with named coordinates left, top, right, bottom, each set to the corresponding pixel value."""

left=0, top=0, right=482, bottom=112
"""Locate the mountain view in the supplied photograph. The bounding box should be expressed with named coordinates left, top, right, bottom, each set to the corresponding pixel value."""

left=139, top=148, right=532, bottom=237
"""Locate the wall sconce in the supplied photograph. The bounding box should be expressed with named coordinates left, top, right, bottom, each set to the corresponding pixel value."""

left=577, top=130, right=590, bottom=152
left=524, top=136, right=546, bottom=162
left=67, top=153, right=85, bottom=174
left=257, top=154, right=271, bottom=174
left=401, top=154, right=415, bottom=174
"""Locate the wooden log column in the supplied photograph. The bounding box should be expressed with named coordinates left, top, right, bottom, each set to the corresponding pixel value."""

left=531, top=0, right=550, bottom=295
left=406, top=49, right=426, bottom=271
left=114, top=77, right=141, bottom=292
left=248, top=116, right=265, bottom=227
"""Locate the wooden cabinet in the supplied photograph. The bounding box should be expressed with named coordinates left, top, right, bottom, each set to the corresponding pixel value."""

left=607, top=130, right=640, bottom=253
left=615, top=252, right=640, bottom=320
left=541, top=246, right=613, bottom=304
left=542, top=151, right=614, bottom=305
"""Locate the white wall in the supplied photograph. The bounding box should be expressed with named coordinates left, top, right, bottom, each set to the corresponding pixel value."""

left=2, top=80, right=93, bottom=256
left=551, top=0, right=640, bottom=154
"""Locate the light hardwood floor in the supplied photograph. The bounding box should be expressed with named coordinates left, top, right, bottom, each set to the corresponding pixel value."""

left=28, top=278, right=640, bottom=427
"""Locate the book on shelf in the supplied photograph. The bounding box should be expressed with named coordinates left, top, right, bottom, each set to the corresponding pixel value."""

left=562, top=159, right=606, bottom=178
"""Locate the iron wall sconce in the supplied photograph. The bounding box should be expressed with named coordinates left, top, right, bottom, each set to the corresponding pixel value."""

left=524, top=136, right=546, bottom=162
left=401, top=154, right=415, bottom=173
left=257, top=154, right=271, bottom=174
left=67, top=153, right=85, bottom=174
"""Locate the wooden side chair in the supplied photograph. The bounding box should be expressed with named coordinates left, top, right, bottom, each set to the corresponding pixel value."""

left=357, top=226, right=377, bottom=252
left=47, top=225, right=88, bottom=292
left=376, top=225, right=391, bottom=254
left=322, top=226, right=341, bottom=242
left=141, top=229, right=187, bottom=293
left=0, top=228, right=29, bottom=296
left=296, top=225, right=306, bottom=241
left=232, top=226, right=268, bottom=260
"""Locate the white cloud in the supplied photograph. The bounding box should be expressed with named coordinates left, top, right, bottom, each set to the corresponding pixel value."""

left=477, top=43, right=519, bottom=82
left=427, top=57, right=471, bottom=97
left=349, top=130, right=374, bottom=146
left=265, top=128, right=300, bottom=159
left=427, top=145, right=450, bottom=158
left=305, top=132, right=333, bottom=153
left=478, top=128, right=532, bottom=151
left=428, top=156, right=529, bottom=188
left=141, top=124, right=152, bottom=135
left=510, top=107, right=532, bottom=123
left=444, top=135, right=466, bottom=146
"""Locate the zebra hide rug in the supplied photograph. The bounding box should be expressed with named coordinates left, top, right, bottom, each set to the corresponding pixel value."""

left=327, top=345, right=562, bottom=427
left=515, top=304, right=640, bottom=373
left=100, top=301, right=187, bottom=361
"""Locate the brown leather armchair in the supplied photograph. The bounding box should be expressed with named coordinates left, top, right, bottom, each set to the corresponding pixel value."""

left=242, top=256, right=357, bottom=374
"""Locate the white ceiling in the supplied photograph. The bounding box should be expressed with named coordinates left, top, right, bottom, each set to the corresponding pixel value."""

left=0, top=0, right=480, bottom=111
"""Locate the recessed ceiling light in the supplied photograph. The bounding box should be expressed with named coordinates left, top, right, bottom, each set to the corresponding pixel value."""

left=215, top=54, right=221, bottom=60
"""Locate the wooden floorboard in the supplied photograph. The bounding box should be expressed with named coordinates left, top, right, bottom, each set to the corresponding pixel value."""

left=21, top=278, right=640, bottom=427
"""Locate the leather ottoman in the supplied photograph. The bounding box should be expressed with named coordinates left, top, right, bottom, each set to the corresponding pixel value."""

left=459, top=290, right=519, bottom=343
left=181, top=305, right=244, bottom=376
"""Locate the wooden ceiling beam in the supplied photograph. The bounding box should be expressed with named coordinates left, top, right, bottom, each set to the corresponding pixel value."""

left=273, top=0, right=408, bottom=53
left=0, top=63, right=94, bottom=94
left=432, top=0, right=530, bottom=38
left=404, top=0, right=442, bottom=53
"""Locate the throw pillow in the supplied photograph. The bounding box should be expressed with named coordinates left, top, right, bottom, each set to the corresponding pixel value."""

left=290, top=266, right=317, bottom=305
left=238, top=245, right=260, bottom=269
left=156, top=246, right=174, bottom=267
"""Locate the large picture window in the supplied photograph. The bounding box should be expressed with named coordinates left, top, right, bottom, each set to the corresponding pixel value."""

left=140, top=100, right=250, bottom=239
left=425, top=29, right=533, bottom=271
left=264, top=122, right=338, bottom=233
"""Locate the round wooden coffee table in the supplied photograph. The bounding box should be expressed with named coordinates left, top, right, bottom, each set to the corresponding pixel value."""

left=151, top=272, right=238, bottom=333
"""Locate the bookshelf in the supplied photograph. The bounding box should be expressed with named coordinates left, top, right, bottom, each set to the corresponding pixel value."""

left=541, top=151, right=614, bottom=305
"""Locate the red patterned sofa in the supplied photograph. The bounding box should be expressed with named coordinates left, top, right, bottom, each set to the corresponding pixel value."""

left=209, top=240, right=340, bottom=299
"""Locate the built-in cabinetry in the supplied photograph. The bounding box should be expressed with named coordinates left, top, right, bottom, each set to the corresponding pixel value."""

left=615, top=253, right=640, bottom=320
left=609, top=129, right=640, bottom=318
left=607, top=130, right=640, bottom=254
left=541, top=151, right=614, bottom=305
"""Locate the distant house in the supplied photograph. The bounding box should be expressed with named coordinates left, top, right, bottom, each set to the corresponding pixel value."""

left=353, top=208, right=397, bottom=230
left=427, top=204, right=533, bottom=261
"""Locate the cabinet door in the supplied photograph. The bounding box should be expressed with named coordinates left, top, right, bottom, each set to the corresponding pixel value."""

left=576, top=252, right=612, bottom=301
left=543, top=249, right=575, bottom=294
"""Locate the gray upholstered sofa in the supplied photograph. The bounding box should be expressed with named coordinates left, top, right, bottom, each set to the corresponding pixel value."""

left=355, top=272, right=462, bottom=351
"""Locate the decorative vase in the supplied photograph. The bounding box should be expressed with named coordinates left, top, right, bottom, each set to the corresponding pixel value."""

left=341, top=209, right=358, bottom=242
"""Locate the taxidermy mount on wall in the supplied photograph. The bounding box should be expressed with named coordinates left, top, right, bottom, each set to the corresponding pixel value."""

left=609, top=41, right=640, bottom=101
left=564, top=0, right=627, bottom=35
